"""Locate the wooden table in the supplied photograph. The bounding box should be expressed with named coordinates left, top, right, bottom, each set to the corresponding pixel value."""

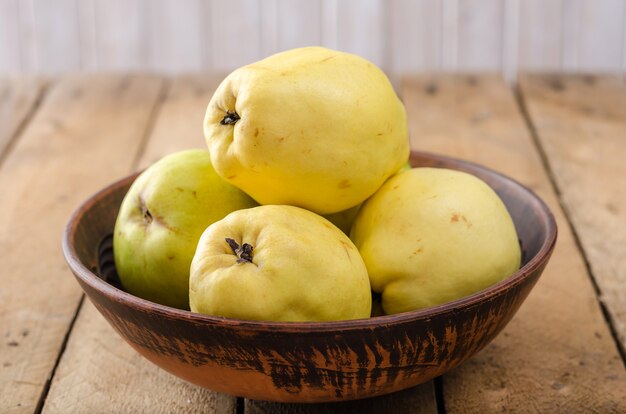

left=1, top=73, right=625, bottom=413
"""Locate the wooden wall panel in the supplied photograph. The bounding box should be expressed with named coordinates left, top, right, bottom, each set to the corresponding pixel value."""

left=208, top=0, right=261, bottom=71
left=519, top=0, right=563, bottom=71
left=336, top=0, right=386, bottom=68
left=30, top=0, right=81, bottom=73
left=576, top=0, right=625, bottom=71
left=0, top=0, right=22, bottom=72
left=457, top=0, right=503, bottom=71
left=1, top=1, right=626, bottom=85
left=92, top=0, right=149, bottom=70
left=147, top=0, right=207, bottom=72
left=388, top=0, right=441, bottom=72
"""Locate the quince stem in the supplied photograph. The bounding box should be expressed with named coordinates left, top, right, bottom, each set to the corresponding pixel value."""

left=220, top=111, right=240, bottom=125
left=225, top=237, right=254, bottom=263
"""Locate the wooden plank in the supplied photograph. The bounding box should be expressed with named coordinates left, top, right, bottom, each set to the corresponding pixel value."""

left=561, top=0, right=582, bottom=71
left=275, top=0, right=322, bottom=51
left=401, top=74, right=626, bottom=412
left=441, top=0, right=458, bottom=71
left=388, top=0, right=441, bottom=73
left=92, top=0, right=149, bottom=70
left=336, top=0, right=386, bottom=68
left=457, top=0, right=502, bottom=71
left=520, top=73, right=626, bottom=359
left=146, top=0, right=206, bottom=73
left=77, top=0, right=97, bottom=70
left=138, top=73, right=225, bottom=169
left=519, top=0, right=563, bottom=71
left=501, top=0, right=520, bottom=82
left=209, top=0, right=262, bottom=71
left=30, top=0, right=82, bottom=73
left=245, top=384, right=437, bottom=414
left=42, top=74, right=237, bottom=413
left=0, top=74, right=163, bottom=413
left=563, top=0, right=625, bottom=72
left=0, top=0, right=22, bottom=72
left=320, top=0, right=338, bottom=50
left=16, top=0, right=38, bottom=72
left=0, top=76, right=44, bottom=157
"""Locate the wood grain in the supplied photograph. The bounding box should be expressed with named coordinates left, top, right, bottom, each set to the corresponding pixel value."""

left=0, top=74, right=163, bottom=413
left=401, top=74, right=626, bottom=412
left=0, top=75, right=44, bottom=157
left=137, top=73, right=225, bottom=169
left=245, top=384, right=437, bottom=414
left=43, top=74, right=237, bottom=413
left=520, top=74, right=626, bottom=358
left=43, top=303, right=236, bottom=414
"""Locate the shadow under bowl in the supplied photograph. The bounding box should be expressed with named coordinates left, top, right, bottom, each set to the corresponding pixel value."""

left=62, top=150, right=557, bottom=403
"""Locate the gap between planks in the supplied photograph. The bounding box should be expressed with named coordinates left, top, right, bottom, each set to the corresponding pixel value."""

left=514, top=79, right=626, bottom=368
left=0, top=77, right=47, bottom=168
left=39, top=73, right=235, bottom=414
left=401, top=74, right=626, bottom=413
left=35, top=76, right=170, bottom=413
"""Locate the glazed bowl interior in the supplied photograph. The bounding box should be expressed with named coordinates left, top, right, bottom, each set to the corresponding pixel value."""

left=62, top=150, right=557, bottom=403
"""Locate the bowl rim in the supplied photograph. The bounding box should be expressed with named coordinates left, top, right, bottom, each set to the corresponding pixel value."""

left=62, top=150, right=557, bottom=333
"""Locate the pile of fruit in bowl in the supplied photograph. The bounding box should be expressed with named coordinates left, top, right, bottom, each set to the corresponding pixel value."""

left=63, top=47, right=557, bottom=403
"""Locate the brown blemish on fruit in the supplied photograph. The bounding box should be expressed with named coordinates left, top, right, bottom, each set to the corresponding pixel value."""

left=192, top=190, right=197, bottom=198
left=377, top=132, right=384, bottom=136
left=142, top=207, right=153, bottom=225
left=451, top=213, right=472, bottom=228
left=226, top=175, right=236, bottom=179
left=254, top=128, right=259, bottom=137
left=338, top=179, right=351, bottom=189
left=276, top=136, right=285, bottom=143
left=175, top=187, right=184, bottom=192
left=168, top=255, right=175, bottom=260
left=410, top=247, right=423, bottom=257
left=340, top=240, right=353, bottom=261
left=461, top=215, right=473, bottom=228
left=392, top=185, right=399, bottom=190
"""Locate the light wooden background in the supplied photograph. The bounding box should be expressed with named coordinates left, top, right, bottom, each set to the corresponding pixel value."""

left=1, top=0, right=625, bottom=80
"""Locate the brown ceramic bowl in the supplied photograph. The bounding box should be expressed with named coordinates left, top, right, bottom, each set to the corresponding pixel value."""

left=62, top=151, right=557, bottom=403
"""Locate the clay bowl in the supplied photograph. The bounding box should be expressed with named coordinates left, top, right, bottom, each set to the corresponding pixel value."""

left=62, top=151, right=557, bottom=403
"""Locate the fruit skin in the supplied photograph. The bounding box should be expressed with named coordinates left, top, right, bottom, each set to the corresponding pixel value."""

left=190, top=205, right=372, bottom=322
left=113, top=149, right=257, bottom=310
left=204, top=46, right=409, bottom=215
left=323, top=203, right=361, bottom=235
left=350, top=168, right=521, bottom=315
left=323, top=163, right=409, bottom=235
